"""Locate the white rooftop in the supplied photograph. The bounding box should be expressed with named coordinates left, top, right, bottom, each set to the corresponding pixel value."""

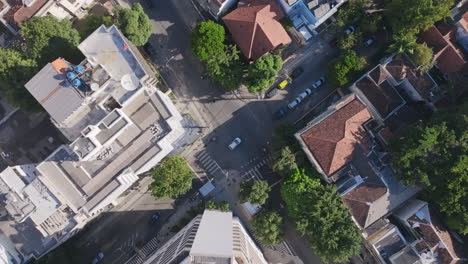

left=190, top=210, right=233, bottom=258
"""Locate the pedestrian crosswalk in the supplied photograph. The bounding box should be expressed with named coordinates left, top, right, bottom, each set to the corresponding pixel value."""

left=124, top=236, right=159, bottom=264
left=196, top=151, right=226, bottom=179
left=240, top=156, right=272, bottom=180
left=141, top=236, right=159, bottom=256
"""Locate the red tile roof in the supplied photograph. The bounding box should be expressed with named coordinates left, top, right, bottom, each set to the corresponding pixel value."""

left=420, top=24, right=467, bottom=73
left=460, top=12, right=468, bottom=31
left=420, top=26, right=447, bottom=54
left=299, top=97, right=372, bottom=177
left=436, top=45, right=466, bottom=73
left=356, top=76, right=403, bottom=118
left=3, top=0, right=49, bottom=30
left=408, top=203, right=466, bottom=264
left=223, top=0, right=291, bottom=60
left=343, top=182, right=387, bottom=227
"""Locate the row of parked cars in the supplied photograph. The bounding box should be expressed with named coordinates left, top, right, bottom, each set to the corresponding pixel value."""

left=273, top=71, right=326, bottom=120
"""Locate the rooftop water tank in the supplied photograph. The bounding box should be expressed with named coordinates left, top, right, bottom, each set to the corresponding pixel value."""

left=66, top=72, right=77, bottom=80
left=74, top=65, right=84, bottom=73
left=72, top=78, right=81, bottom=87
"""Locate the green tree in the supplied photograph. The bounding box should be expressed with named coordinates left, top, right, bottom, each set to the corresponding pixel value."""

left=327, top=50, right=366, bottom=87
left=191, top=20, right=226, bottom=61
left=20, top=16, right=82, bottom=65
left=114, top=3, right=153, bottom=46
left=338, top=30, right=362, bottom=50
left=206, top=44, right=244, bottom=90
left=252, top=210, right=284, bottom=245
left=361, top=15, right=381, bottom=33
left=391, top=105, right=468, bottom=234
left=281, top=169, right=362, bottom=263
left=271, top=146, right=298, bottom=177
left=150, top=156, right=193, bottom=199
left=272, top=123, right=298, bottom=152
left=205, top=200, right=230, bottom=212
left=239, top=180, right=270, bottom=205
left=385, top=0, right=454, bottom=38
left=0, top=48, right=41, bottom=112
left=335, top=0, right=370, bottom=27
left=79, top=14, right=113, bottom=39
left=246, top=55, right=283, bottom=93
left=411, top=43, right=434, bottom=72
left=387, top=35, right=418, bottom=55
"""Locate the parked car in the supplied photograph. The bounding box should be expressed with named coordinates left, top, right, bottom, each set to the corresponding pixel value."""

left=344, top=26, right=355, bottom=35
left=329, top=38, right=338, bottom=47
left=290, top=67, right=304, bottom=79
left=151, top=212, right=161, bottom=224
left=274, top=106, right=288, bottom=119
left=288, top=98, right=302, bottom=109
left=364, top=38, right=375, bottom=47
left=91, top=253, right=104, bottom=264
left=228, top=138, right=242, bottom=150
left=278, top=79, right=290, bottom=89
left=312, top=77, right=325, bottom=89
left=265, top=88, right=279, bottom=99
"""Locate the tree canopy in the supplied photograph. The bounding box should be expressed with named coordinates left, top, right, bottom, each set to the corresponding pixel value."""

left=78, top=14, right=113, bottom=39
left=327, top=50, right=366, bottom=87
left=411, top=43, right=434, bottom=72
left=281, top=169, right=362, bottom=262
left=150, top=156, right=193, bottom=199
left=246, top=55, right=283, bottom=93
left=191, top=20, right=226, bottom=62
left=385, top=0, right=454, bottom=38
left=271, top=146, right=298, bottom=177
left=335, top=0, right=370, bottom=27
left=252, top=210, right=284, bottom=245
left=387, top=35, right=418, bottom=55
left=206, top=44, right=244, bottom=90
left=338, top=30, right=362, bottom=50
left=0, top=48, right=41, bottom=112
left=391, top=104, right=468, bottom=234
left=114, top=3, right=153, bottom=46
left=239, top=180, right=270, bottom=205
left=20, top=16, right=82, bottom=65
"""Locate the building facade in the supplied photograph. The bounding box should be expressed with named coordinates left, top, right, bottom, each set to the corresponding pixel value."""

left=0, top=25, right=185, bottom=263
left=143, top=210, right=268, bottom=264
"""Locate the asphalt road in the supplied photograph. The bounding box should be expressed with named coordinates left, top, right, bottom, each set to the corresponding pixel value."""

left=145, top=1, right=339, bottom=263
left=48, top=1, right=341, bottom=263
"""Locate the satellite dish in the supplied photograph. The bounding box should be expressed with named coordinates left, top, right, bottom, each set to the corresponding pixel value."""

left=90, top=83, right=99, bottom=91
left=121, top=73, right=139, bottom=91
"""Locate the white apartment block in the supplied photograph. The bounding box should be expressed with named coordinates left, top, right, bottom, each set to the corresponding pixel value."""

left=0, top=25, right=185, bottom=263
left=144, top=210, right=268, bottom=264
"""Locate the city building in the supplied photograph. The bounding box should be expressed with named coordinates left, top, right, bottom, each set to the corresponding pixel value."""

left=223, top=0, right=291, bottom=60
left=0, top=0, right=98, bottom=35
left=143, top=210, right=268, bottom=264
left=0, top=25, right=185, bottom=263
left=295, top=95, right=420, bottom=229
left=365, top=200, right=466, bottom=264
left=277, top=0, right=347, bottom=39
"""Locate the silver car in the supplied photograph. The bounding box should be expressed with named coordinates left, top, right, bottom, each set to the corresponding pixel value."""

left=288, top=98, right=302, bottom=109
left=228, top=138, right=242, bottom=150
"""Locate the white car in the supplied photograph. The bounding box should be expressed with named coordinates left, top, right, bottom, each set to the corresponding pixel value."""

left=312, top=77, right=325, bottom=89
left=298, top=88, right=312, bottom=99
left=288, top=98, right=302, bottom=109
left=345, top=26, right=355, bottom=35
left=228, top=138, right=242, bottom=150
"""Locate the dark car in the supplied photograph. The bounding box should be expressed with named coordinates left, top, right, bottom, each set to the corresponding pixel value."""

left=329, top=38, right=338, bottom=47
left=265, top=88, right=279, bottom=98
left=274, top=106, right=288, bottom=119
left=290, top=67, right=304, bottom=79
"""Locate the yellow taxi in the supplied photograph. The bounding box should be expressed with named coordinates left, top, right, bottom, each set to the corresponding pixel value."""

left=278, top=79, right=290, bottom=89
